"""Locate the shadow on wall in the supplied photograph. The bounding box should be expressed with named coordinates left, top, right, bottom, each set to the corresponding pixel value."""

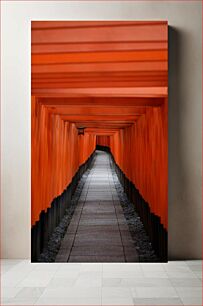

left=168, top=27, right=202, bottom=259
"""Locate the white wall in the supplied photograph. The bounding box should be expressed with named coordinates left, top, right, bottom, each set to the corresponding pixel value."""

left=1, top=1, right=202, bottom=259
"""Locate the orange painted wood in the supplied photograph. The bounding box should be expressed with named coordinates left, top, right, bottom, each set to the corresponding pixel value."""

left=32, top=41, right=168, bottom=54
left=32, top=87, right=167, bottom=98
left=32, top=80, right=167, bottom=89
left=32, top=61, right=167, bottom=74
left=38, top=97, right=164, bottom=107
left=31, top=21, right=168, bottom=231
left=31, top=96, right=96, bottom=225
left=31, top=21, right=168, bottom=29
left=31, top=22, right=167, bottom=44
left=45, top=105, right=146, bottom=115
left=32, top=71, right=167, bottom=81
left=32, top=50, right=167, bottom=65
left=96, top=136, right=110, bottom=147
left=110, top=99, right=168, bottom=229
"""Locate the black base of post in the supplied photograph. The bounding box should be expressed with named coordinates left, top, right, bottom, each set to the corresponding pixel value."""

left=31, top=150, right=96, bottom=262
left=110, top=151, right=168, bottom=262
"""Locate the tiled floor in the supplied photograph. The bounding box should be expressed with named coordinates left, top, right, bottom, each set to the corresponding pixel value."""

left=56, top=151, right=138, bottom=262
left=1, top=152, right=202, bottom=305
left=1, top=259, right=202, bottom=305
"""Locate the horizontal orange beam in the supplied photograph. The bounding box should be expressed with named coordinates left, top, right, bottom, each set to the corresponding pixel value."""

left=32, top=21, right=168, bottom=29
left=32, top=80, right=167, bottom=89
left=33, top=86, right=168, bottom=98
left=74, top=120, right=136, bottom=124
left=32, top=41, right=168, bottom=55
left=39, top=97, right=164, bottom=107
left=46, top=105, right=146, bottom=115
left=60, top=115, right=138, bottom=121
left=32, top=61, right=167, bottom=74
left=75, top=122, right=133, bottom=128
left=32, top=22, right=167, bottom=44
left=86, top=130, right=117, bottom=134
left=32, top=70, right=167, bottom=80
left=32, top=75, right=167, bottom=83
left=32, top=50, right=167, bottom=65
left=86, top=131, right=119, bottom=134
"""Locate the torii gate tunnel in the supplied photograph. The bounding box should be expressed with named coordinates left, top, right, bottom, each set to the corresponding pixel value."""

left=31, top=21, right=168, bottom=262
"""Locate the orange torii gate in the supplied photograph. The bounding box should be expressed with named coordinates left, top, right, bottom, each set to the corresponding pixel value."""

left=31, top=21, right=168, bottom=261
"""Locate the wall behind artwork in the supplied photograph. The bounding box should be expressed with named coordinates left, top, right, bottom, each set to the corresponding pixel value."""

left=1, top=1, right=202, bottom=259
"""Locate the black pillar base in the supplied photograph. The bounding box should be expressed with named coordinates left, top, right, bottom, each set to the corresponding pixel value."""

left=31, top=150, right=96, bottom=262
left=110, top=152, right=168, bottom=262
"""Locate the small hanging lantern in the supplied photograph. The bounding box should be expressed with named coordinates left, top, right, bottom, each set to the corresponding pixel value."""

left=77, top=126, right=85, bottom=135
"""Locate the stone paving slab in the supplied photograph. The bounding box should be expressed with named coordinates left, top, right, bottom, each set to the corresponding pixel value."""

left=56, top=150, right=139, bottom=262
left=80, top=214, right=118, bottom=220
left=71, top=245, right=124, bottom=256
left=73, top=239, right=123, bottom=247
left=75, top=231, right=122, bottom=239
left=77, top=225, right=120, bottom=232
left=83, top=200, right=113, bottom=204
left=79, top=220, right=120, bottom=226
left=82, top=209, right=116, bottom=214
left=68, top=255, right=125, bottom=262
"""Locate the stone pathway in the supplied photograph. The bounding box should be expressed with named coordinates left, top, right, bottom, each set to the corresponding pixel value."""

left=56, top=150, right=139, bottom=262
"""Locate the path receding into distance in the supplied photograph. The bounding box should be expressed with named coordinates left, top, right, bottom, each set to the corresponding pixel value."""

left=56, top=150, right=139, bottom=262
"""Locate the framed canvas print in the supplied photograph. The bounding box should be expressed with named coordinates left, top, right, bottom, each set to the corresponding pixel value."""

left=31, top=21, right=168, bottom=263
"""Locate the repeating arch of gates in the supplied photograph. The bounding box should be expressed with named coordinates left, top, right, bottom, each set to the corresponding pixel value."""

left=31, top=21, right=168, bottom=232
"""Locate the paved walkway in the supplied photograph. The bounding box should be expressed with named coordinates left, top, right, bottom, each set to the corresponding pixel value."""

left=56, top=150, right=139, bottom=262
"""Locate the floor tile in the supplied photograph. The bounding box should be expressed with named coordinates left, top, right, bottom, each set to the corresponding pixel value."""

left=2, top=297, right=39, bottom=305
left=164, top=265, right=193, bottom=272
left=41, top=287, right=101, bottom=298
left=102, top=286, right=132, bottom=298
left=189, top=264, right=202, bottom=272
left=17, top=271, right=56, bottom=287
left=166, top=271, right=197, bottom=279
left=80, top=263, right=103, bottom=272
left=15, top=287, right=44, bottom=298
left=193, top=271, right=202, bottom=279
left=102, top=297, right=134, bottom=305
left=141, top=264, right=166, bottom=272
left=47, top=277, right=76, bottom=288
left=180, top=296, right=202, bottom=305
left=54, top=269, right=80, bottom=278
left=2, top=287, right=22, bottom=299
left=142, top=271, right=168, bottom=278
left=186, top=260, right=202, bottom=265
left=175, top=286, right=202, bottom=298
left=35, top=297, right=101, bottom=305
left=134, top=286, right=179, bottom=298
left=133, top=297, right=183, bottom=305
left=169, top=277, right=202, bottom=287
left=125, top=277, right=172, bottom=287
